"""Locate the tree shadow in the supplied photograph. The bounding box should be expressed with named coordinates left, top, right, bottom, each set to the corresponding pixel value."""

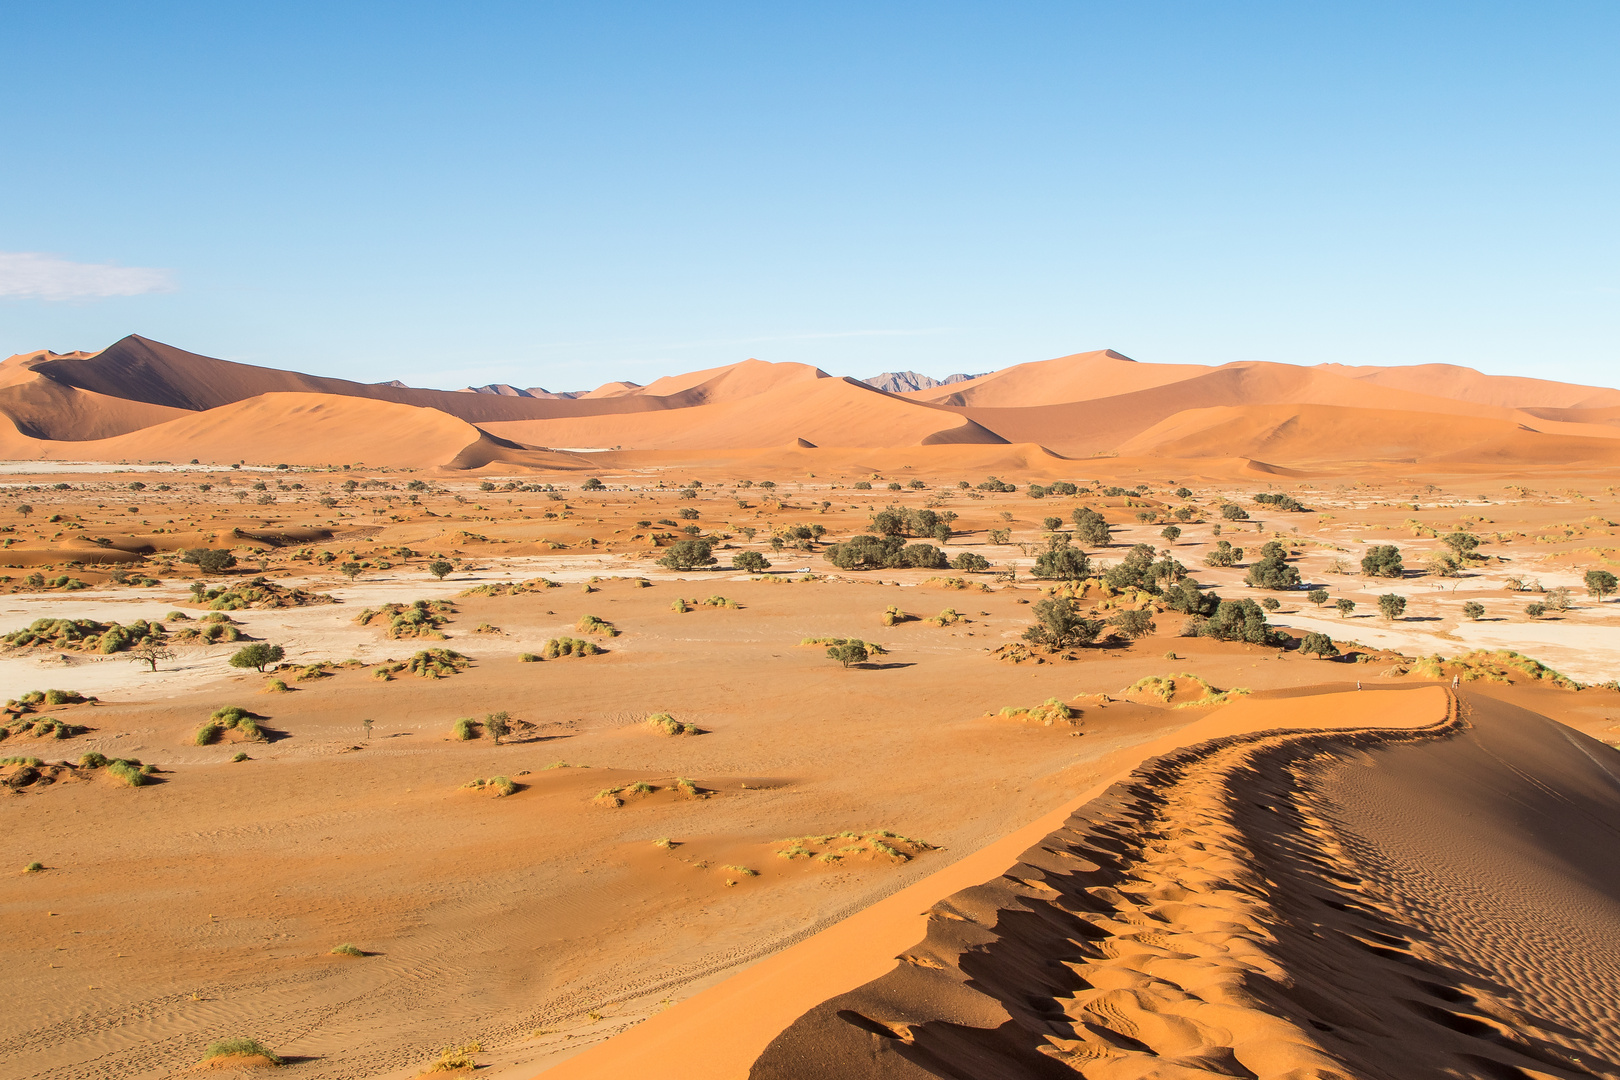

left=857, top=662, right=917, bottom=670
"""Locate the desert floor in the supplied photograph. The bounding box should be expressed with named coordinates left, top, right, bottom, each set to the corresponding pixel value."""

left=2, top=464, right=1618, bottom=1079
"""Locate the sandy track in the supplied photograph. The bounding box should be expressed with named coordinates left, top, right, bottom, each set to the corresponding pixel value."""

left=748, top=690, right=1620, bottom=1078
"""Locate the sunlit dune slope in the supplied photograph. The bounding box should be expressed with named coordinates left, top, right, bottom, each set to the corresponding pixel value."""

left=484, top=377, right=1005, bottom=450
left=904, top=349, right=1207, bottom=407
left=1323, top=361, right=1620, bottom=410
left=1118, top=401, right=1620, bottom=465
left=617, top=358, right=831, bottom=404
left=740, top=691, right=1620, bottom=1080
left=0, top=392, right=518, bottom=469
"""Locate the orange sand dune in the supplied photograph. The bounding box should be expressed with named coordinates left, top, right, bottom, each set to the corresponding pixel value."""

left=0, top=392, right=533, bottom=470
left=9, top=335, right=1620, bottom=472
left=1324, top=361, right=1620, bottom=410
left=905, top=350, right=1207, bottom=407
left=484, top=377, right=1003, bottom=451
left=1118, top=401, right=1620, bottom=465
left=747, top=690, right=1620, bottom=1079
left=617, top=358, right=831, bottom=404
left=543, top=688, right=1451, bottom=1079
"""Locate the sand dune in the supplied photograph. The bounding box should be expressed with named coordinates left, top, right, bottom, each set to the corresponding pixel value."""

left=484, top=377, right=1000, bottom=451
left=904, top=350, right=1205, bottom=408
left=558, top=686, right=1620, bottom=1079
left=1324, top=362, right=1620, bottom=410
left=7, top=334, right=1620, bottom=471
left=1118, top=402, right=1620, bottom=465
left=3, top=392, right=515, bottom=470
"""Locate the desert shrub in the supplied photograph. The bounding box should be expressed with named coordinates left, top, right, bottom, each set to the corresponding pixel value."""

left=78, top=752, right=108, bottom=768
left=881, top=605, right=909, bottom=626
left=231, top=751, right=248, bottom=762
left=201, top=1038, right=283, bottom=1066
left=458, top=578, right=560, bottom=597
left=183, top=548, right=239, bottom=575
left=1361, top=544, right=1405, bottom=578
left=853, top=480, right=872, bottom=490
left=462, top=776, right=517, bottom=796
left=355, top=599, right=454, bottom=639
left=1462, top=601, right=1485, bottom=621
left=1253, top=492, right=1305, bottom=512
left=4, top=617, right=165, bottom=654
left=1220, top=504, right=1250, bottom=521
left=453, top=717, right=479, bottom=741
left=330, top=943, right=367, bottom=956
left=519, top=652, right=540, bottom=662
left=997, top=697, right=1078, bottom=726
left=925, top=608, right=962, bottom=627
left=427, top=559, right=455, bottom=580
left=406, top=649, right=469, bottom=678
left=645, top=713, right=701, bottom=736
left=576, top=614, right=618, bottom=636
left=1204, top=540, right=1243, bottom=568
left=106, top=759, right=148, bottom=787
left=1525, top=601, right=1547, bottom=619
left=543, top=637, right=601, bottom=657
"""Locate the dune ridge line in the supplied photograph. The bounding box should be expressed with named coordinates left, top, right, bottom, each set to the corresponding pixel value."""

left=540, top=686, right=1452, bottom=1078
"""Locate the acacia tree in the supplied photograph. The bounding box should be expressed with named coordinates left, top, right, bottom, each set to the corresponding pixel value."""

left=128, top=640, right=176, bottom=672
left=229, top=642, right=285, bottom=672
left=1585, top=569, right=1618, bottom=602
left=827, top=642, right=868, bottom=668
left=340, top=561, right=363, bottom=581
left=1110, top=609, right=1156, bottom=640
left=1307, top=588, right=1329, bottom=607
left=1377, top=594, right=1407, bottom=621
left=1022, top=596, right=1105, bottom=650
left=1160, top=525, right=1181, bottom=544
left=1299, top=632, right=1338, bottom=658
left=731, top=551, right=771, bottom=573
left=1336, top=598, right=1356, bottom=618
left=658, top=538, right=717, bottom=571
left=427, top=559, right=454, bottom=580
left=484, top=711, right=511, bottom=745
left=1462, top=601, right=1485, bottom=621
left=1362, top=545, right=1404, bottom=578
left=1032, top=535, right=1091, bottom=580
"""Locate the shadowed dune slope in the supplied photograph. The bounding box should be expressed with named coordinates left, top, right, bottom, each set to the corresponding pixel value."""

left=747, top=691, right=1620, bottom=1080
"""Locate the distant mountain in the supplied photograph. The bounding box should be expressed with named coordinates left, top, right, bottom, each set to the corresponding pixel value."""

left=459, top=383, right=534, bottom=397
left=863, top=371, right=986, bottom=394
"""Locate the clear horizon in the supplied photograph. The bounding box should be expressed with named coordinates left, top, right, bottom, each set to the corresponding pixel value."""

left=3, top=3, right=1617, bottom=392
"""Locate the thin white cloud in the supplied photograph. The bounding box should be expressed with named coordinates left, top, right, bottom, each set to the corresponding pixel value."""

left=0, top=251, right=176, bottom=301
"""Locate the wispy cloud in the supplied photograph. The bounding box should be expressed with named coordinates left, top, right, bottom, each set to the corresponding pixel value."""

left=0, top=251, right=176, bottom=301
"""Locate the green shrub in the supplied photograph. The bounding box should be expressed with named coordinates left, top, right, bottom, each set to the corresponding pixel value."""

left=330, top=943, right=366, bottom=956
left=645, top=713, right=700, bottom=736
left=106, top=759, right=147, bottom=787
left=576, top=614, right=618, bottom=636
left=519, top=652, right=540, bottom=662
left=453, top=717, right=479, bottom=741
left=195, top=723, right=221, bottom=746
left=200, top=1038, right=282, bottom=1065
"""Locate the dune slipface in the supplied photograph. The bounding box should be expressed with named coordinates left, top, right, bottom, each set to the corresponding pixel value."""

left=740, top=690, right=1620, bottom=1079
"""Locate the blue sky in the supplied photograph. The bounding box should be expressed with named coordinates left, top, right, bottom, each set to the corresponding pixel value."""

left=3, top=3, right=1616, bottom=391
